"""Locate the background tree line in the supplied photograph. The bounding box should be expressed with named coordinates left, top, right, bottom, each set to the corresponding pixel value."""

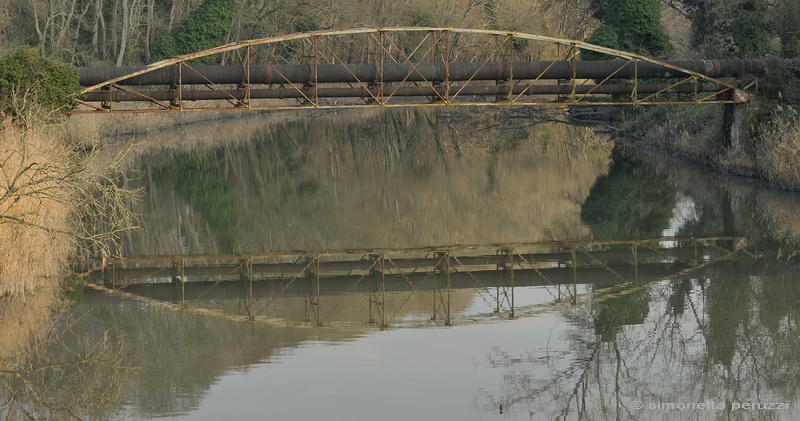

left=586, top=0, right=799, bottom=60
left=0, top=0, right=597, bottom=66
left=0, top=0, right=796, bottom=76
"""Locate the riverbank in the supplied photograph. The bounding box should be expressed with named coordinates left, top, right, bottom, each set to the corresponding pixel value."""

left=0, top=118, right=76, bottom=366
left=620, top=102, right=800, bottom=191
left=0, top=119, right=75, bottom=297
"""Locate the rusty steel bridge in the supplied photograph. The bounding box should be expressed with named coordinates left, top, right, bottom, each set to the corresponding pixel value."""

left=72, top=27, right=787, bottom=114
left=76, top=236, right=748, bottom=327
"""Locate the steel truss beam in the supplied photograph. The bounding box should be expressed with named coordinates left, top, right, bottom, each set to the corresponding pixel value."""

left=72, top=27, right=756, bottom=114
left=81, top=236, right=748, bottom=327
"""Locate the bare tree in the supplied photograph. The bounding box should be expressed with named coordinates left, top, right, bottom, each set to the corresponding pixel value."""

left=0, top=314, right=135, bottom=420
left=1, top=115, right=140, bottom=297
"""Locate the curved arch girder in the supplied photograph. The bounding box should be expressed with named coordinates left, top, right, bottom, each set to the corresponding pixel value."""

left=73, top=27, right=752, bottom=113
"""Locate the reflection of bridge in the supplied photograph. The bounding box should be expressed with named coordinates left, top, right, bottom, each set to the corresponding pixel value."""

left=72, top=27, right=773, bottom=114
left=77, top=236, right=746, bottom=327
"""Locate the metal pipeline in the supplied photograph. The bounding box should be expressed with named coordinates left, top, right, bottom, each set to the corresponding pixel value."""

left=81, top=82, right=724, bottom=102
left=79, top=59, right=777, bottom=87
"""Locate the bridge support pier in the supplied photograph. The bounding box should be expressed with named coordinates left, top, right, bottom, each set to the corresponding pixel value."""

left=724, top=103, right=747, bottom=148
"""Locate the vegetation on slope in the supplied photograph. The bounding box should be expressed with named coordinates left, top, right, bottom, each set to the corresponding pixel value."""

left=586, top=0, right=800, bottom=190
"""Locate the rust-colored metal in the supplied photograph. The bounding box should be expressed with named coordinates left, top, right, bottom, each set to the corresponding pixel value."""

left=80, top=82, right=726, bottom=102
left=72, top=27, right=764, bottom=114
left=74, top=236, right=746, bottom=328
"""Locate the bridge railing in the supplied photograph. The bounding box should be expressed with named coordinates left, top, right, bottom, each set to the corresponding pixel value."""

left=72, top=27, right=754, bottom=114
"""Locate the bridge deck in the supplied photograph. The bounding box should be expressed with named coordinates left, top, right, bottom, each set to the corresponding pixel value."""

left=72, top=27, right=760, bottom=114
left=77, top=237, right=741, bottom=287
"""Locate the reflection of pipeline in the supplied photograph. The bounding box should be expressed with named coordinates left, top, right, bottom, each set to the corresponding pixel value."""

left=83, top=245, right=727, bottom=284
left=115, top=258, right=786, bottom=303
left=79, top=59, right=776, bottom=86
left=118, top=263, right=697, bottom=302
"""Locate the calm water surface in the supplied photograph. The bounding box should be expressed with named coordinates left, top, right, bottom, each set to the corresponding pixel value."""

left=7, top=109, right=800, bottom=420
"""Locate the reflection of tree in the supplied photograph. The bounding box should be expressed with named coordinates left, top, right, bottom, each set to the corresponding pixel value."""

left=151, top=153, right=240, bottom=252
left=581, top=146, right=676, bottom=240
left=475, top=259, right=800, bottom=420
left=0, top=314, right=134, bottom=420
left=67, top=290, right=350, bottom=417
left=705, top=276, right=750, bottom=367
left=593, top=287, right=650, bottom=342
left=124, top=108, right=608, bottom=254
left=474, top=317, right=637, bottom=419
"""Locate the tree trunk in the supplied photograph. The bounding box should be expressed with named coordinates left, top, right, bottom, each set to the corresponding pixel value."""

left=116, top=0, right=129, bottom=65
left=72, top=2, right=92, bottom=63
left=144, top=0, right=154, bottom=62
left=92, top=0, right=102, bottom=57
left=111, top=0, right=118, bottom=59
left=168, top=0, right=179, bottom=31
left=48, top=0, right=56, bottom=52
left=31, top=0, right=48, bottom=55
left=55, top=0, right=78, bottom=55
left=100, top=0, right=107, bottom=61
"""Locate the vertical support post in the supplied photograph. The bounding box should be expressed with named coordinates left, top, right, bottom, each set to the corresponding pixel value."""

left=247, top=257, right=254, bottom=320
left=508, top=250, right=515, bottom=319
left=507, top=35, right=514, bottom=104
left=633, top=60, right=639, bottom=104
left=312, top=36, right=319, bottom=105
left=498, top=248, right=516, bottom=318
left=444, top=251, right=451, bottom=326
left=571, top=247, right=577, bottom=304
left=570, top=48, right=578, bottom=103
left=379, top=31, right=385, bottom=104
left=368, top=253, right=387, bottom=328
left=495, top=283, right=501, bottom=314
left=304, top=255, right=321, bottom=326
left=101, top=85, right=112, bottom=110
left=245, top=47, right=252, bottom=108
left=380, top=254, right=386, bottom=328
left=444, top=30, right=450, bottom=103
left=631, top=244, right=638, bottom=282
left=177, top=62, right=183, bottom=109
left=314, top=254, right=321, bottom=326
left=431, top=251, right=451, bottom=325
left=180, top=258, right=185, bottom=307
left=431, top=278, right=437, bottom=321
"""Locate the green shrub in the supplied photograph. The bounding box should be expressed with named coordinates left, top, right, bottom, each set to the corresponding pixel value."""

left=151, top=0, right=238, bottom=64
left=584, top=0, right=672, bottom=59
left=0, top=46, right=80, bottom=118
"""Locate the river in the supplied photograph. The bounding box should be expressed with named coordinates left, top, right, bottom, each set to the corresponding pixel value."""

left=5, top=108, right=800, bottom=420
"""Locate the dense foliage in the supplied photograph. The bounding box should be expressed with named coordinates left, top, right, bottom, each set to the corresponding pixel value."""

left=580, top=147, right=677, bottom=240
left=584, top=0, right=672, bottom=59
left=151, top=0, right=237, bottom=64
left=680, top=0, right=773, bottom=58
left=0, top=46, right=80, bottom=118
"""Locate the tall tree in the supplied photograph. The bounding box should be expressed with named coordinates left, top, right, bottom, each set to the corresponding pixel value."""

left=584, top=0, right=672, bottom=59
left=776, top=0, right=800, bottom=58
left=151, top=0, right=237, bottom=63
left=666, top=0, right=775, bottom=58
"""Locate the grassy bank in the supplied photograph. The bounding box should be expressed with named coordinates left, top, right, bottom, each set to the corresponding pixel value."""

left=627, top=102, right=800, bottom=191
left=0, top=120, right=75, bottom=297
left=0, top=117, right=136, bottom=421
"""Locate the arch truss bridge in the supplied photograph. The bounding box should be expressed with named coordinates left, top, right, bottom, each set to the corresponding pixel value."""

left=73, top=27, right=764, bottom=114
